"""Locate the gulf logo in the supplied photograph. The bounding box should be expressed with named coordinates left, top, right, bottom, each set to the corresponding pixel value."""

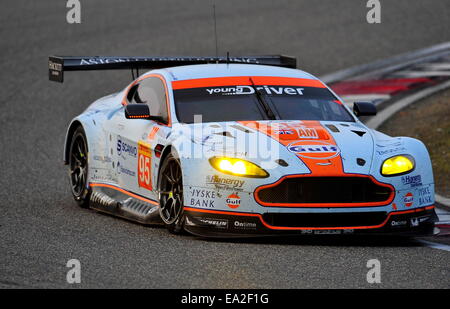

left=226, top=194, right=241, bottom=209
left=287, top=140, right=340, bottom=160
left=404, top=192, right=414, bottom=207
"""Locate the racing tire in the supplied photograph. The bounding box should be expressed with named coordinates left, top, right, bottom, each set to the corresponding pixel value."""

left=158, top=153, right=185, bottom=234
left=68, top=126, right=91, bottom=208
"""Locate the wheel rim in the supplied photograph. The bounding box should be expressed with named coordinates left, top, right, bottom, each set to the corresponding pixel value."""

left=159, top=158, right=183, bottom=225
left=70, top=134, right=88, bottom=197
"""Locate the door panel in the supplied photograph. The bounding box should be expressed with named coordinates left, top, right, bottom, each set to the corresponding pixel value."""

left=104, top=75, right=171, bottom=201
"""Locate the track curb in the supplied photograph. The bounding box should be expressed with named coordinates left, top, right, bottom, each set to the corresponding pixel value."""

left=321, top=42, right=450, bottom=84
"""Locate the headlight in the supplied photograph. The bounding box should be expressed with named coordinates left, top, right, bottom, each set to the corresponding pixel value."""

left=209, top=157, right=269, bottom=178
left=381, top=155, right=415, bottom=176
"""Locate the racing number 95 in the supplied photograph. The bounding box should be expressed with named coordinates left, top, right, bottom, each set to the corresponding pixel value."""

left=138, top=142, right=152, bottom=190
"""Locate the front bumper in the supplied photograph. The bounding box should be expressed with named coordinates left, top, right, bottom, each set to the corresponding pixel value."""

left=183, top=205, right=437, bottom=238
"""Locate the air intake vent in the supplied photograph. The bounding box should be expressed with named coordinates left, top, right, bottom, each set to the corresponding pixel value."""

left=256, top=176, right=393, bottom=207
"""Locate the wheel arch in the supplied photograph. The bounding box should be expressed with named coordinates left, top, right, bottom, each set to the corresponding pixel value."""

left=64, top=120, right=84, bottom=165
left=156, top=145, right=185, bottom=189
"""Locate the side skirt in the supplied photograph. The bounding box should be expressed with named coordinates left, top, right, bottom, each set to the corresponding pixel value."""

left=89, top=183, right=163, bottom=225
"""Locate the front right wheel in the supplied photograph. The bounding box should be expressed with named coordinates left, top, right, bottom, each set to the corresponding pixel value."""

left=158, top=153, right=185, bottom=234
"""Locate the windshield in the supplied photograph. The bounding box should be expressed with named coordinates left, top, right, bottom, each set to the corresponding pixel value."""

left=173, top=78, right=354, bottom=123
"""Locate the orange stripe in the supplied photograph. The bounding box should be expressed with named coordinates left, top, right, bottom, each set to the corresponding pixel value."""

left=239, top=120, right=344, bottom=176
left=172, top=76, right=326, bottom=90
left=184, top=206, right=434, bottom=231
left=90, top=183, right=159, bottom=205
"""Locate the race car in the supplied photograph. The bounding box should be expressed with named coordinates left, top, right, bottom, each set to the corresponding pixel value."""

left=49, top=55, right=437, bottom=237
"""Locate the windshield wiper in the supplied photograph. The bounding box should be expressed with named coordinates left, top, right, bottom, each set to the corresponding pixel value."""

left=249, top=77, right=277, bottom=120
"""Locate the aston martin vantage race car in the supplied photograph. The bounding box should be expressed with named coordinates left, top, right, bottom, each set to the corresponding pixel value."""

left=49, top=55, right=437, bottom=237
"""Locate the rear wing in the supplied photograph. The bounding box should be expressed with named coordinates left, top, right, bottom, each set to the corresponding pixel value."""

left=48, top=55, right=297, bottom=83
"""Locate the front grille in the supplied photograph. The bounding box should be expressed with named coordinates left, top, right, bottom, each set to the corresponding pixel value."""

left=257, top=176, right=392, bottom=206
left=262, top=212, right=387, bottom=228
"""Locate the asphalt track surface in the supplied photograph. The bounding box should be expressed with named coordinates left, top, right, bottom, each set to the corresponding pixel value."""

left=1, top=0, right=449, bottom=288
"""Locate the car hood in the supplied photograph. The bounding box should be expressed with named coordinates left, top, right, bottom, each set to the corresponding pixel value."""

left=176, top=120, right=376, bottom=176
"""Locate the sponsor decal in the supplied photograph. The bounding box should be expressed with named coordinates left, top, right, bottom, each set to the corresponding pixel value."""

left=419, top=216, right=430, bottom=223
left=226, top=194, right=241, bottom=209
left=80, top=56, right=262, bottom=67
left=48, top=60, right=63, bottom=71
left=117, top=137, right=137, bottom=157
left=189, top=189, right=216, bottom=208
left=93, top=155, right=112, bottom=163
left=418, top=216, right=430, bottom=224
left=417, top=187, right=433, bottom=206
left=206, top=175, right=245, bottom=191
left=401, top=175, right=422, bottom=187
left=301, top=229, right=354, bottom=234
left=287, top=140, right=340, bottom=159
left=116, top=162, right=136, bottom=177
left=410, top=218, right=419, bottom=227
left=137, top=141, right=152, bottom=190
left=233, top=220, right=257, bottom=230
left=314, top=230, right=342, bottom=235
left=192, top=134, right=225, bottom=148
left=403, top=192, right=414, bottom=207
left=376, top=147, right=406, bottom=156
left=195, top=217, right=228, bottom=229
left=205, top=86, right=305, bottom=96
left=214, top=150, right=249, bottom=158
left=91, top=169, right=118, bottom=183
left=391, top=220, right=407, bottom=227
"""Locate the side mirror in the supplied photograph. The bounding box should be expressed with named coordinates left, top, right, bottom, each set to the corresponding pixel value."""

left=353, top=101, right=377, bottom=117
left=124, top=104, right=164, bottom=122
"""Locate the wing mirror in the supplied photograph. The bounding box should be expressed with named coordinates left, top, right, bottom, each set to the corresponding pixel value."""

left=353, top=101, right=377, bottom=117
left=124, top=104, right=164, bottom=122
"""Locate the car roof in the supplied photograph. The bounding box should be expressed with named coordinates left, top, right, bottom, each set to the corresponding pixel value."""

left=146, top=63, right=319, bottom=82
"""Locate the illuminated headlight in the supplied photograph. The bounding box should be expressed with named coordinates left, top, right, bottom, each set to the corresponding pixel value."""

left=209, top=157, right=269, bottom=178
left=381, top=155, right=415, bottom=176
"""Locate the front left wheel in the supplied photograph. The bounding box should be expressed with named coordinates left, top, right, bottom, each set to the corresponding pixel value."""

left=158, top=153, right=185, bottom=234
left=68, top=126, right=90, bottom=208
